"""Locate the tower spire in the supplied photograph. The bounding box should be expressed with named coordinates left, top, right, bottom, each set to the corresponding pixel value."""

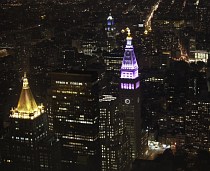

left=17, top=72, right=38, bottom=114
left=10, top=73, right=44, bottom=119
left=121, top=28, right=139, bottom=80
left=22, top=72, right=29, bottom=89
left=122, top=27, right=132, bottom=46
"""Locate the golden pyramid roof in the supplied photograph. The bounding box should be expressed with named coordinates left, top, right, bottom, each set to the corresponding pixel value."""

left=16, top=73, right=38, bottom=113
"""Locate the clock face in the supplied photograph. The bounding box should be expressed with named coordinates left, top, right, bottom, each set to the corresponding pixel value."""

left=125, top=99, right=130, bottom=104
left=126, top=51, right=130, bottom=56
left=124, top=51, right=131, bottom=64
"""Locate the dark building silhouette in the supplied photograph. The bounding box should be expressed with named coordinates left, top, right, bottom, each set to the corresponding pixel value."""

left=47, top=70, right=101, bottom=170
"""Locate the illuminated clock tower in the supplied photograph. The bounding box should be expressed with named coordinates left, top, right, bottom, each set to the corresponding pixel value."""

left=120, top=28, right=142, bottom=160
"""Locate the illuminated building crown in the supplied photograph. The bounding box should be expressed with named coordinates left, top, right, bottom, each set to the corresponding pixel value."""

left=121, top=28, right=139, bottom=79
left=106, top=13, right=115, bottom=33
left=11, top=72, right=44, bottom=119
left=107, top=13, right=113, bottom=21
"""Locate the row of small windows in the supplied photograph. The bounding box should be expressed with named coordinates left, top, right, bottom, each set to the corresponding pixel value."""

left=12, top=136, right=31, bottom=141
left=62, top=135, right=97, bottom=142
left=53, top=90, right=85, bottom=95
left=144, top=77, right=163, bottom=82
left=121, top=72, right=133, bottom=78
left=56, top=81, right=83, bottom=85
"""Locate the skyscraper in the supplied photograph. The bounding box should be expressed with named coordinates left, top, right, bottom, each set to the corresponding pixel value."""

left=99, top=95, right=131, bottom=171
left=106, top=13, right=115, bottom=38
left=47, top=70, right=101, bottom=170
left=104, top=13, right=117, bottom=52
left=120, top=28, right=146, bottom=159
left=185, top=99, right=210, bottom=152
left=1, top=73, right=60, bottom=171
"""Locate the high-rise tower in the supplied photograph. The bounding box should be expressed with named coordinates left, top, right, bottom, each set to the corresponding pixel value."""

left=47, top=70, right=101, bottom=170
left=1, top=73, right=61, bottom=170
left=99, top=95, right=131, bottom=171
left=105, top=13, right=117, bottom=52
left=120, top=28, right=144, bottom=160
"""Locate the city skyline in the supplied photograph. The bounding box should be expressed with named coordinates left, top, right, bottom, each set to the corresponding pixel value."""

left=0, top=0, right=210, bottom=171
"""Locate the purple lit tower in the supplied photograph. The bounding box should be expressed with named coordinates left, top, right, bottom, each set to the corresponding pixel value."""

left=120, top=28, right=144, bottom=160
left=120, top=28, right=139, bottom=87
